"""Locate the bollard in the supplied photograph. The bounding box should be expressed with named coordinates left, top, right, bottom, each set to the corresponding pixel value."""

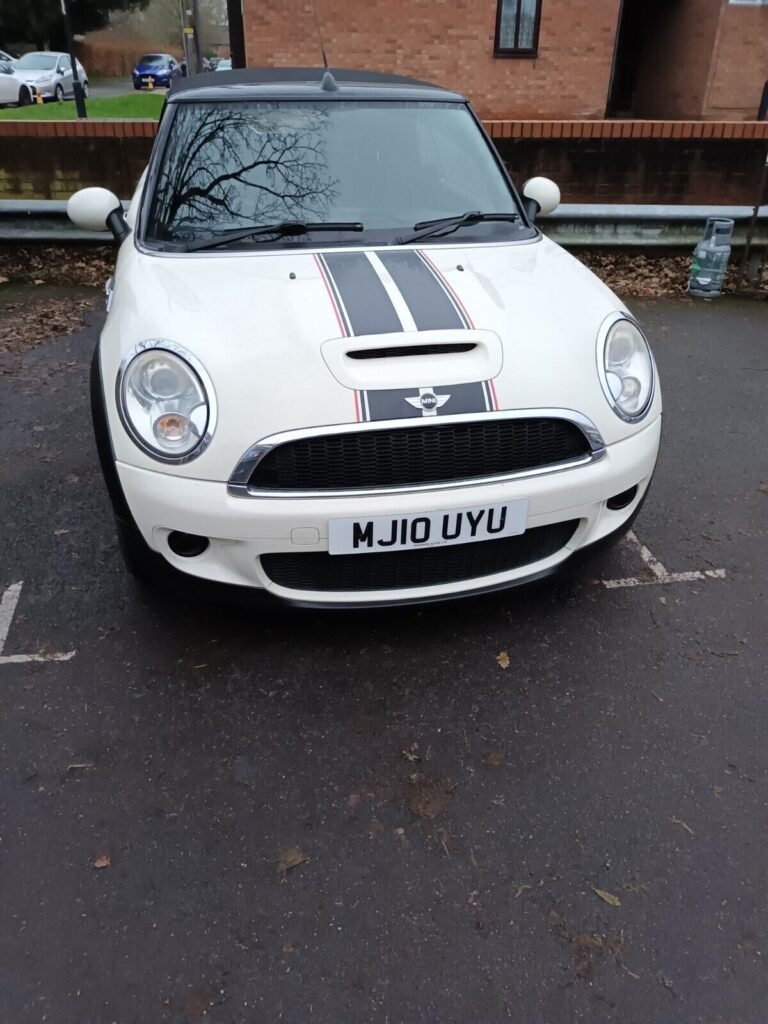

left=687, top=217, right=734, bottom=298
left=147, top=75, right=154, bottom=90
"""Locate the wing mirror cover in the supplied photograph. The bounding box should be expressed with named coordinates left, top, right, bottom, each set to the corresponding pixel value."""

left=521, top=177, right=561, bottom=220
left=67, top=187, right=130, bottom=242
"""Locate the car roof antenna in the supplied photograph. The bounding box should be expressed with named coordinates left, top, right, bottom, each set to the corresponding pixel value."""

left=310, top=0, right=334, bottom=79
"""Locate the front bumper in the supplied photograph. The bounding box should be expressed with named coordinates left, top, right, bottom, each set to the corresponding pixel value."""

left=27, top=83, right=54, bottom=99
left=115, top=415, right=661, bottom=606
left=133, top=74, right=170, bottom=87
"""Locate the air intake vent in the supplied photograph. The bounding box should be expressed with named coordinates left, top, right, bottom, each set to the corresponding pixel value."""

left=347, top=343, right=476, bottom=360
left=261, top=520, right=579, bottom=592
left=247, top=418, right=592, bottom=492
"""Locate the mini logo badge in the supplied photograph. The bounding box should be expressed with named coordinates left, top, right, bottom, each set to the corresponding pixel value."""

left=405, top=387, right=451, bottom=417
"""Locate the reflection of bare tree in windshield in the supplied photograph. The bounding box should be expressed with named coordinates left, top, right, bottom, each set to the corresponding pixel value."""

left=149, top=105, right=339, bottom=240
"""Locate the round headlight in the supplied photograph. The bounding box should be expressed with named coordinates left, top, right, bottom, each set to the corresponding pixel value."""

left=599, top=315, right=654, bottom=421
left=118, top=344, right=214, bottom=462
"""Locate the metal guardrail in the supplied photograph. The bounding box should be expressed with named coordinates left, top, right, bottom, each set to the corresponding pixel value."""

left=0, top=199, right=766, bottom=246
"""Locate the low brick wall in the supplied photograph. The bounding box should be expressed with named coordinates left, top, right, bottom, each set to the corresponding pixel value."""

left=0, top=118, right=766, bottom=204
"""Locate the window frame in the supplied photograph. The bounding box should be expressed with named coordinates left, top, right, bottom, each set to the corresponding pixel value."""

left=494, top=0, right=543, bottom=58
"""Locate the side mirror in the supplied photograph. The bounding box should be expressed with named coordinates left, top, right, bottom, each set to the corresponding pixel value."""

left=67, top=187, right=130, bottom=242
left=522, top=177, right=561, bottom=220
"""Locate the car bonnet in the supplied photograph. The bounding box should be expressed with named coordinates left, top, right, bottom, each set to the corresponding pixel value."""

left=101, top=237, right=646, bottom=480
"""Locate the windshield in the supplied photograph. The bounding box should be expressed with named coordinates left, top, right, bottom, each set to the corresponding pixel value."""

left=138, top=55, right=167, bottom=66
left=143, top=100, right=526, bottom=249
left=15, top=54, right=56, bottom=70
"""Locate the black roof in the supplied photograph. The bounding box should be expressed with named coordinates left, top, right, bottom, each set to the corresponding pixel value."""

left=168, top=67, right=465, bottom=104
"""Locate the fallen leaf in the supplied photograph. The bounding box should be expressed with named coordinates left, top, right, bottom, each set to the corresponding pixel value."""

left=758, top=483, right=768, bottom=494
left=481, top=752, right=505, bottom=767
left=496, top=651, right=510, bottom=669
left=277, top=846, right=308, bottom=877
left=93, top=855, right=111, bottom=869
left=403, top=773, right=455, bottom=819
left=658, top=595, right=667, bottom=605
left=393, top=826, right=405, bottom=840
left=593, top=888, right=621, bottom=907
left=184, top=989, right=212, bottom=1017
left=467, top=889, right=480, bottom=905
left=282, top=943, right=296, bottom=953
left=347, top=793, right=361, bottom=807
left=54, top=528, right=69, bottom=536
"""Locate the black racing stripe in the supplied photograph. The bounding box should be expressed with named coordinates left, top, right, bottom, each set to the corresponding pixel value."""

left=322, top=252, right=402, bottom=337
left=316, top=253, right=352, bottom=336
left=377, top=250, right=465, bottom=330
left=363, top=382, right=490, bottom=421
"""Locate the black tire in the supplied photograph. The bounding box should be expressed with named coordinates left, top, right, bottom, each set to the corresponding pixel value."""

left=18, top=86, right=31, bottom=106
left=54, top=83, right=64, bottom=102
left=82, top=80, right=89, bottom=98
left=133, top=83, right=142, bottom=90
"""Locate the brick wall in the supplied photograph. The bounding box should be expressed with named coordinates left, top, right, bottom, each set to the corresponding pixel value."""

left=0, top=119, right=765, bottom=206
left=632, top=0, right=768, bottom=121
left=0, top=122, right=154, bottom=201
left=495, top=137, right=767, bottom=205
left=705, top=3, right=768, bottom=119
left=241, top=0, right=623, bottom=120
left=632, top=0, right=722, bottom=120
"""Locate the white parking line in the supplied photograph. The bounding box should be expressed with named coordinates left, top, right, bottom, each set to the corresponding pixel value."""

left=600, top=532, right=727, bottom=590
left=0, top=582, right=76, bottom=665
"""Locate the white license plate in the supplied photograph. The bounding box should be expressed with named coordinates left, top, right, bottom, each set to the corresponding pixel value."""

left=328, top=500, right=528, bottom=555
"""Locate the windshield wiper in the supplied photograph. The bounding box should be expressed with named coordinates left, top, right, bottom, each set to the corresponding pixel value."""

left=183, top=221, right=364, bottom=252
left=396, top=211, right=520, bottom=245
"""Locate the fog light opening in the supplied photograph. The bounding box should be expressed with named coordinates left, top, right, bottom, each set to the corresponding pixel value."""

left=607, top=485, right=638, bottom=511
left=168, top=531, right=210, bottom=557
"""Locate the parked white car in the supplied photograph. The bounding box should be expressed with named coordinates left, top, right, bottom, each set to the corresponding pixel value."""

left=67, top=68, right=661, bottom=607
left=0, top=62, right=32, bottom=106
left=12, top=51, right=89, bottom=102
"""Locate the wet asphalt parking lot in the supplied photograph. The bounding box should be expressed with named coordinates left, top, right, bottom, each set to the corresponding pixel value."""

left=0, top=296, right=766, bottom=1023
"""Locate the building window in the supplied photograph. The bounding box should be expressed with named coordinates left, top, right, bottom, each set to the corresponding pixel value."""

left=494, top=0, right=542, bottom=57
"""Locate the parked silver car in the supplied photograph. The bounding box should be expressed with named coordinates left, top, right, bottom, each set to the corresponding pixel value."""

left=12, top=51, right=89, bottom=102
left=0, top=63, right=32, bottom=106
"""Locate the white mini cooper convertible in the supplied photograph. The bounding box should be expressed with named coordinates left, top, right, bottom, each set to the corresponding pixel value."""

left=68, top=68, right=661, bottom=607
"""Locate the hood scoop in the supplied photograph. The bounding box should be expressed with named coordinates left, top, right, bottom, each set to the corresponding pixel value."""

left=321, top=329, right=503, bottom=391
left=347, top=342, right=476, bottom=360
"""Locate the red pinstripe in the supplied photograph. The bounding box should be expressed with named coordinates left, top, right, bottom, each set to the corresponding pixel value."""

left=418, top=249, right=475, bottom=329
left=488, top=377, right=500, bottom=410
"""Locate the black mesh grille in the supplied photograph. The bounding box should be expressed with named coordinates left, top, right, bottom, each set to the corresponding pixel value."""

left=261, top=520, right=579, bottom=593
left=249, top=419, right=591, bottom=491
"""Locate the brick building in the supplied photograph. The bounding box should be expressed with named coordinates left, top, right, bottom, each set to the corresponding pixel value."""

left=241, top=0, right=768, bottom=120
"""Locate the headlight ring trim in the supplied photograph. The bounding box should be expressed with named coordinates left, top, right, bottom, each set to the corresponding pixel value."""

left=596, top=311, right=655, bottom=424
left=116, top=339, right=218, bottom=464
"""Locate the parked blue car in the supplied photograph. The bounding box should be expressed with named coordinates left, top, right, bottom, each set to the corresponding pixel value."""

left=132, top=53, right=181, bottom=90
